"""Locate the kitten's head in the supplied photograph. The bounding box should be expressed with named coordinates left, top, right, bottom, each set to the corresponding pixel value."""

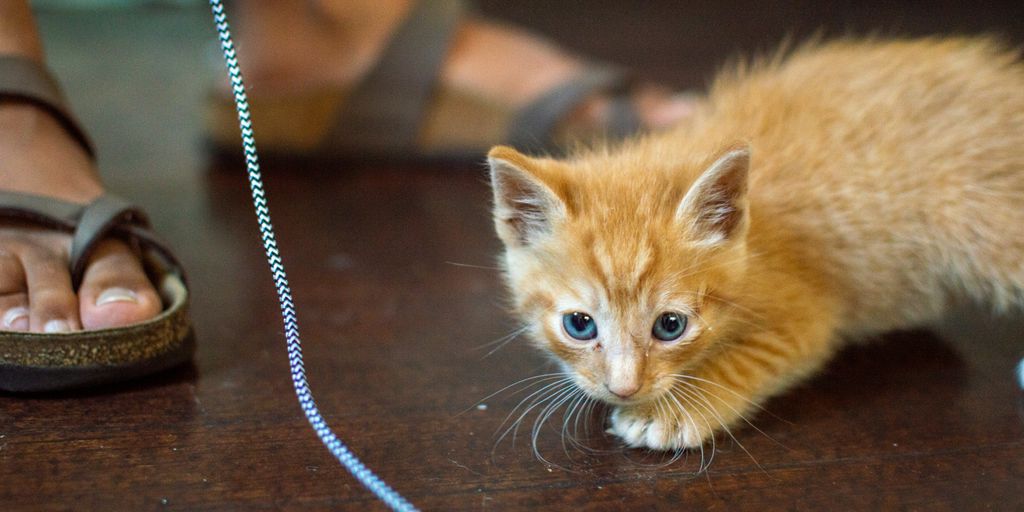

left=488, top=143, right=752, bottom=406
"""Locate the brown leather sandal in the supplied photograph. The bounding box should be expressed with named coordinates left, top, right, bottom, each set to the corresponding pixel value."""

left=0, top=55, right=194, bottom=392
left=204, top=0, right=646, bottom=163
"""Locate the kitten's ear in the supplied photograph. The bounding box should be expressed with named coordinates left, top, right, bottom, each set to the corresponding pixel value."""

left=676, top=146, right=751, bottom=246
left=488, top=146, right=567, bottom=247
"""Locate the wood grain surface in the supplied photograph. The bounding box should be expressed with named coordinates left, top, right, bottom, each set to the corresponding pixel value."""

left=1, top=3, right=1022, bottom=510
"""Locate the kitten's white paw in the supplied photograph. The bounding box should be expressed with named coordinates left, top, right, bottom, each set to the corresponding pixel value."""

left=607, top=407, right=653, bottom=448
left=608, top=405, right=707, bottom=451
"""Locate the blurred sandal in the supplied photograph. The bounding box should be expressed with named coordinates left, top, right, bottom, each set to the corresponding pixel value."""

left=204, top=0, right=696, bottom=164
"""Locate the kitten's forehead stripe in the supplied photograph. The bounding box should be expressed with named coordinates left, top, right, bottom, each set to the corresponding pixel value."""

left=587, top=233, right=661, bottom=311
left=591, top=240, right=615, bottom=299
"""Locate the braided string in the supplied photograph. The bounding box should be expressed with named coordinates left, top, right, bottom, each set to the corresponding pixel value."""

left=207, top=2, right=418, bottom=510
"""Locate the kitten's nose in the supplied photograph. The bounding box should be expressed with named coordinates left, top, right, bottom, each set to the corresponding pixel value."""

left=605, top=382, right=640, bottom=399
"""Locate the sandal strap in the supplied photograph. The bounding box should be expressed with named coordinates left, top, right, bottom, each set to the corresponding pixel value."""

left=0, top=190, right=82, bottom=229
left=68, top=195, right=150, bottom=287
left=325, top=0, right=465, bottom=155
left=0, top=56, right=96, bottom=159
left=0, top=191, right=182, bottom=289
left=507, top=65, right=639, bottom=153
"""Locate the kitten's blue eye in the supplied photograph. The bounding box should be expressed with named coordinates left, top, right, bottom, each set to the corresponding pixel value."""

left=652, top=312, right=688, bottom=342
left=562, top=312, right=598, bottom=341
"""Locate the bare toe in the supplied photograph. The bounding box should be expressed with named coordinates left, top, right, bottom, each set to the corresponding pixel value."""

left=0, top=251, right=29, bottom=331
left=0, top=293, right=30, bottom=332
left=0, top=274, right=29, bottom=330
left=77, top=239, right=161, bottom=330
left=17, top=241, right=81, bottom=333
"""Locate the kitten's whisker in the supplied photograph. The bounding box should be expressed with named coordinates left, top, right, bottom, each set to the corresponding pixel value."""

left=675, top=385, right=765, bottom=464
left=674, top=383, right=768, bottom=474
left=665, top=388, right=713, bottom=473
left=683, top=394, right=717, bottom=473
left=672, top=376, right=765, bottom=429
left=475, top=371, right=566, bottom=400
left=461, top=372, right=567, bottom=416
left=474, top=324, right=529, bottom=349
left=531, top=385, right=581, bottom=468
left=496, top=391, right=572, bottom=453
left=665, top=390, right=706, bottom=472
left=669, top=374, right=777, bottom=417
left=561, top=391, right=593, bottom=460
left=585, top=399, right=601, bottom=438
left=676, top=291, right=768, bottom=329
left=444, top=260, right=502, bottom=271
left=571, top=398, right=611, bottom=455
left=673, top=384, right=732, bottom=463
left=577, top=397, right=608, bottom=454
left=528, top=384, right=576, bottom=444
left=500, top=378, right=572, bottom=431
left=671, top=374, right=770, bottom=413
left=576, top=399, right=590, bottom=441
left=674, top=385, right=734, bottom=474
left=570, top=395, right=589, bottom=443
left=475, top=324, right=532, bottom=358
left=481, top=331, right=528, bottom=359
left=654, top=396, right=689, bottom=469
left=494, top=378, right=573, bottom=443
left=704, top=292, right=767, bottom=320
left=559, top=391, right=586, bottom=459
left=493, top=381, right=572, bottom=460
left=676, top=378, right=789, bottom=450
left=565, top=392, right=599, bottom=458
left=722, top=315, right=769, bottom=331
left=685, top=307, right=717, bottom=334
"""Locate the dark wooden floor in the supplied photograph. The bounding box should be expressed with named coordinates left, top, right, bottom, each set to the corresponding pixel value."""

left=2, top=3, right=1023, bottom=510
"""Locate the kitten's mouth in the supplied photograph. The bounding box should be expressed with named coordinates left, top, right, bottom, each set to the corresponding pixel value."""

left=601, top=395, right=635, bottom=406
left=598, top=389, right=660, bottom=406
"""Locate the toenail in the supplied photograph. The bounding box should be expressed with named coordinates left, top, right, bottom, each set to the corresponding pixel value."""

left=96, top=287, right=138, bottom=306
left=44, top=319, right=71, bottom=333
left=3, top=307, right=28, bottom=328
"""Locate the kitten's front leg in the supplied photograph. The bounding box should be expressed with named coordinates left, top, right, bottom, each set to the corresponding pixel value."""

left=609, top=329, right=838, bottom=451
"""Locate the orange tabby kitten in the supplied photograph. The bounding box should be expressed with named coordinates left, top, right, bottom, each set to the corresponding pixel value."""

left=487, top=38, right=1024, bottom=451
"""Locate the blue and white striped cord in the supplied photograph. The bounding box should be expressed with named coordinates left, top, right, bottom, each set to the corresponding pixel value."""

left=207, top=2, right=417, bottom=510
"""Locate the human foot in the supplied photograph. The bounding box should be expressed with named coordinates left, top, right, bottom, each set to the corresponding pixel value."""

left=0, top=100, right=161, bottom=333
left=216, top=0, right=698, bottom=154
